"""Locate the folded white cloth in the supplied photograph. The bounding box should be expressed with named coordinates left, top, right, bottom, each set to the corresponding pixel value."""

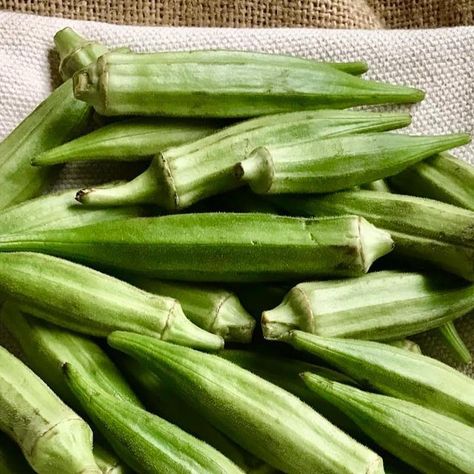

left=0, top=11, right=472, bottom=373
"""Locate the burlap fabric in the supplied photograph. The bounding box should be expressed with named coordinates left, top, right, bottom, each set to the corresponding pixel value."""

left=1, top=0, right=473, bottom=28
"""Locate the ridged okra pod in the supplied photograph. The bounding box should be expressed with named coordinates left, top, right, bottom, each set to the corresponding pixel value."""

left=389, top=152, right=474, bottom=211
left=262, top=270, right=474, bottom=340
left=109, top=331, right=384, bottom=474
left=271, top=190, right=474, bottom=281
left=0, top=346, right=100, bottom=473
left=73, top=50, right=424, bottom=117
left=0, top=214, right=393, bottom=282
left=64, top=363, right=244, bottom=474
left=131, top=278, right=256, bottom=342
left=75, top=110, right=412, bottom=209
left=302, top=373, right=474, bottom=474
left=0, top=431, right=34, bottom=474
left=236, top=132, right=469, bottom=194
left=289, top=331, right=474, bottom=426
left=0, top=252, right=222, bottom=350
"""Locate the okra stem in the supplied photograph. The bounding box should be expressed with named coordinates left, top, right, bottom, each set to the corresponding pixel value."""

left=439, top=321, right=472, bottom=364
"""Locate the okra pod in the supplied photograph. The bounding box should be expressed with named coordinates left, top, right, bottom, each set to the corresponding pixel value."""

left=236, top=132, right=469, bottom=194
left=0, top=252, right=222, bottom=350
left=131, top=279, right=255, bottom=342
left=73, top=50, right=423, bottom=117
left=64, top=363, right=244, bottom=474
left=360, top=179, right=391, bottom=192
left=75, top=110, right=411, bottom=209
left=109, top=331, right=384, bottom=474
left=0, top=346, right=100, bottom=473
left=386, top=339, right=421, bottom=353
left=302, top=372, right=474, bottom=474
left=271, top=190, right=474, bottom=280
left=389, top=152, right=474, bottom=211
left=0, top=431, right=34, bottom=474
left=289, top=331, right=474, bottom=426
left=33, top=118, right=222, bottom=166
left=439, top=321, right=472, bottom=364
left=262, top=270, right=474, bottom=340
left=0, top=214, right=393, bottom=282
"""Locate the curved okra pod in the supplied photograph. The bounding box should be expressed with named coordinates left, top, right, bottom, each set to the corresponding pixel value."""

left=389, top=152, right=474, bottom=211
left=236, top=132, right=470, bottom=194
left=0, top=431, right=34, bottom=473
left=262, top=270, right=474, bottom=340
left=75, top=109, right=412, bottom=209
left=302, top=372, right=474, bottom=474
left=32, top=118, right=222, bottom=166
left=64, top=363, right=244, bottom=474
left=73, top=50, right=423, bottom=117
left=289, top=331, right=474, bottom=426
left=0, top=252, right=222, bottom=350
left=271, top=190, right=474, bottom=281
left=0, top=214, right=393, bottom=282
left=131, top=278, right=255, bottom=342
left=109, top=331, right=384, bottom=474
left=0, top=346, right=100, bottom=473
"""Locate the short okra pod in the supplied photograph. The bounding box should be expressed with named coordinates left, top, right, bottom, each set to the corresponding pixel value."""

left=302, top=372, right=474, bottom=474
left=0, top=346, right=100, bottom=473
left=236, top=132, right=470, bottom=194
left=131, top=278, right=256, bottom=342
left=0, top=214, right=393, bottom=282
left=64, top=363, right=244, bottom=474
left=75, top=109, right=411, bottom=209
left=262, top=270, right=474, bottom=341
left=109, top=331, right=384, bottom=474
left=0, top=252, right=222, bottom=350
left=289, top=331, right=474, bottom=426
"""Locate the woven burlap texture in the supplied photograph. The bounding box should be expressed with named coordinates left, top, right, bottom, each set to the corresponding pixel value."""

left=0, top=12, right=473, bottom=376
left=1, top=0, right=473, bottom=28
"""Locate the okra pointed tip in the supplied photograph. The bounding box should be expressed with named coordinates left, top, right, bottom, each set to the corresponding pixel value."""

left=236, top=147, right=273, bottom=194
left=358, top=217, right=394, bottom=271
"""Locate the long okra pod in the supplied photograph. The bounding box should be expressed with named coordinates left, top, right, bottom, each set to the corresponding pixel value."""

left=75, top=110, right=411, bottom=209
left=64, top=363, right=244, bottom=474
left=0, top=214, right=393, bottom=282
left=131, top=278, right=255, bottom=342
left=109, top=331, right=384, bottom=474
left=289, top=331, right=474, bottom=426
left=302, top=373, right=474, bottom=474
left=271, top=190, right=474, bottom=281
left=0, top=252, right=222, bottom=350
left=262, top=270, right=474, bottom=340
left=0, top=431, right=34, bottom=473
left=0, top=346, right=100, bottom=473
left=73, top=50, right=423, bottom=117
left=236, top=133, right=469, bottom=194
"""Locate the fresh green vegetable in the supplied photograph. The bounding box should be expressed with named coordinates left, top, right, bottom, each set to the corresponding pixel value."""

left=93, top=443, right=131, bottom=474
left=0, top=346, right=100, bottom=473
left=0, top=252, right=222, bottom=350
left=271, top=190, right=474, bottom=281
left=131, top=279, right=255, bottom=342
left=302, top=372, right=474, bottom=474
left=360, top=179, right=391, bottom=192
left=0, top=214, right=393, bottom=282
left=262, top=270, right=474, bottom=340
left=386, top=339, right=421, bottom=353
left=109, top=331, right=384, bottom=474
left=236, top=133, right=469, bottom=194
left=0, top=431, right=34, bottom=474
left=289, top=331, right=474, bottom=426
left=75, top=110, right=411, bottom=209
left=439, top=321, right=472, bottom=364
left=64, top=363, right=244, bottom=474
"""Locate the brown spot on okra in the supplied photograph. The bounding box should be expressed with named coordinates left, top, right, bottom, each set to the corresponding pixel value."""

left=75, top=189, right=93, bottom=203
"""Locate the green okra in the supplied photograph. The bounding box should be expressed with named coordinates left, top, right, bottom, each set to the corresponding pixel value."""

left=109, top=331, right=384, bottom=474
left=439, top=321, right=472, bottom=364
left=360, top=179, right=391, bottom=192
left=131, top=278, right=255, bottom=342
left=0, top=431, right=34, bottom=474
left=32, top=118, right=222, bottom=166
left=389, top=152, right=474, bottom=211
left=302, top=372, right=474, bottom=474
left=386, top=339, right=421, bottom=354
left=93, top=443, right=131, bottom=474
left=75, top=110, right=411, bottom=209
left=236, top=133, right=470, bottom=194
left=0, top=252, right=222, bottom=350
left=73, top=50, right=423, bottom=117
left=289, top=331, right=474, bottom=426
left=64, top=363, right=244, bottom=474
left=0, top=214, right=393, bottom=282
left=262, top=270, right=474, bottom=341
left=271, top=190, right=474, bottom=281
left=0, top=346, right=100, bottom=473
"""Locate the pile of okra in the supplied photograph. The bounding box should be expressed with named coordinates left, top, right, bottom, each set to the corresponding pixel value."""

left=1, top=26, right=474, bottom=474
